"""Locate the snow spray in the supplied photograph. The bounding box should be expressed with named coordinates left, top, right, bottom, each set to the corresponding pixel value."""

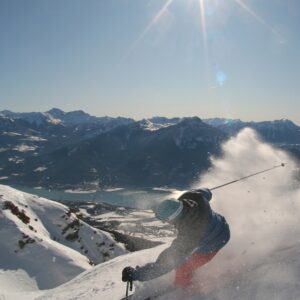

left=186, top=128, right=300, bottom=298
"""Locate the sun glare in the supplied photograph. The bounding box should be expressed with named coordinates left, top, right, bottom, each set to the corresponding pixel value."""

left=124, top=0, right=283, bottom=76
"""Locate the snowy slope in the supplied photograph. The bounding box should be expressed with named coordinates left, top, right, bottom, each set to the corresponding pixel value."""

left=35, top=244, right=170, bottom=300
left=0, top=243, right=170, bottom=300
left=0, top=185, right=126, bottom=290
left=2, top=239, right=300, bottom=300
left=0, top=269, right=39, bottom=293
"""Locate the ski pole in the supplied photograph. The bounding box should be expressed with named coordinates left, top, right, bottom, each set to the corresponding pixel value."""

left=125, top=281, right=129, bottom=299
left=210, top=163, right=286, bottom=191
left=125, top=279, right=133, bottom=300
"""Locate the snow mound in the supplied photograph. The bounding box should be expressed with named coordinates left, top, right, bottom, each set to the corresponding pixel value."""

left=0, top=185, right=126, bottom=290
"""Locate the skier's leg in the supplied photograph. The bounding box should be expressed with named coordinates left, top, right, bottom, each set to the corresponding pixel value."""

left=174, top=251, right=218, bottom=288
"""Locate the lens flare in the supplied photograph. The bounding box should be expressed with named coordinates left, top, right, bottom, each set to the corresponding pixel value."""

left=216, top=69, right=227, bottom=86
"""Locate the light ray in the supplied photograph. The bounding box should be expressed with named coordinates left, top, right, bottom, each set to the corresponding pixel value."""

left=198, top=0, right=208, bottom=61
left=197, top=0, right=211, bottom=87
left=126, top=0, right=174, bottom=57
left=233, top=0, right=282, bottom=39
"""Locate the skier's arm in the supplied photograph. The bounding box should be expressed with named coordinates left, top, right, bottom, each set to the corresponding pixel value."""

left=132, top=238, right=188, bottom=281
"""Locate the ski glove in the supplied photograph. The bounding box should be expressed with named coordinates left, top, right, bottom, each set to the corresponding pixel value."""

left=195, top=188, right=212, bottom=201
left=122, top=266, right=135, bottom=282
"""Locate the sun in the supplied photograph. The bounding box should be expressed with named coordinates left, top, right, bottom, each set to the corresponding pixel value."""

left=129, top=0, right=281, bottom=55
left=123, top=0, right=283, bottom=87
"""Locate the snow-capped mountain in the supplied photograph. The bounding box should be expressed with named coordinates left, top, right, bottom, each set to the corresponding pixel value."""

left=203, top=118, right=300, bottom=163
left=1, top=109, right=300, bottom=190
left=139, top=117, right=182, bottom=131
left=204, top=118, right=300, bottom=144
left=204, top=117, right=243, bottom=127
left=0, top=109, right=134, bottom=160
left=0, top=110, right=52, bottom=126
left=0, top=184, right=126, bottom=290
left=4, top=117, right=226, bottom=189
left=0, top=109, right=135, bottom=186
left=0, top=108, right=134, bottom=127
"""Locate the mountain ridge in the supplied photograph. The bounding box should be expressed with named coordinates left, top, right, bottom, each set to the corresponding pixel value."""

left=1, top=108, right=299, bottom=189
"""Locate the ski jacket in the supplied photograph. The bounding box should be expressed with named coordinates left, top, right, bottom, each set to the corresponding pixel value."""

left=133, top=189, right=230, bottom=281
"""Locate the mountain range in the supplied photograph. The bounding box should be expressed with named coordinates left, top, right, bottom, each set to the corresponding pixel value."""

left=0, top=109, right=299, bottom=189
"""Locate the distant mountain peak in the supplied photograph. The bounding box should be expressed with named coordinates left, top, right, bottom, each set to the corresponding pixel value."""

left=148, top=116, right=181, bottom=125
left=204, top=118, right=243, bottom=127
left=179, top=116, right=204, bottom=126
left=66, top=109, right=89, bottom=116
left=47, top=108, right=65, bottom=115
left=0, top=109, right=14, bottom=115
left=275, top=119, right=296, bottom=126
left=139, top=117, right=181, bottom=131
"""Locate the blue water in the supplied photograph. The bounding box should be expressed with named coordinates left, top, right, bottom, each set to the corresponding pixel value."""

left=13, top=186, right=174, bottom=210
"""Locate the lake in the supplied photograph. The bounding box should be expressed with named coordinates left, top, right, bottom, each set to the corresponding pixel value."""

left=12, top=186, right=179, bottom=210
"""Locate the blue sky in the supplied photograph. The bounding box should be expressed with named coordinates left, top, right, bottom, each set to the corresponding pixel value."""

left=0, top=0, right=299, bottom=122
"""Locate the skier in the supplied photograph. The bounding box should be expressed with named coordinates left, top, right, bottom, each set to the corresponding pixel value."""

left=121, top=188, right=230, bottom=291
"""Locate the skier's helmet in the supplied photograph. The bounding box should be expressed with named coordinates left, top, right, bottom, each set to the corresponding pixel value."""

left=155, top=199, right=183, bottom=222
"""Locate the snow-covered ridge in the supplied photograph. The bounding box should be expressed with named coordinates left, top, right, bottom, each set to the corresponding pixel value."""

left=0, top=108, right=134, bottom=127
left=204, top=117, right=300, bottom=133
left=204, top=117, right=242, bottom=127
left=0, top=184, right=126, bottom=290
left=139, top=119, right=174, bottom=131
left=1, top=109, right=299, bottom=129
left=139, top=117, right=181, bottom=131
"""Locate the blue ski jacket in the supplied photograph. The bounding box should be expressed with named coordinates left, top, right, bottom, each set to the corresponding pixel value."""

left=132, top=188, right=230, bottom=281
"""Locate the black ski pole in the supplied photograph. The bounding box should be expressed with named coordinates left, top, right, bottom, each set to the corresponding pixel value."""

left=210, top=163, right=286, bottom=191
left=126, top=281, right=129, bottom=299
left=125, top=279, right=133, bottom=300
